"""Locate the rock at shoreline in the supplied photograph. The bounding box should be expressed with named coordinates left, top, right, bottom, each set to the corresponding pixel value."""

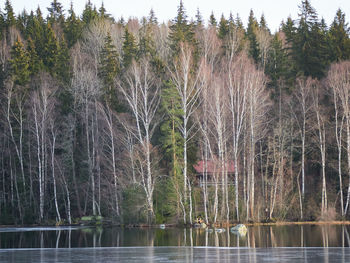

left=230, top=224, right=247, bottom=235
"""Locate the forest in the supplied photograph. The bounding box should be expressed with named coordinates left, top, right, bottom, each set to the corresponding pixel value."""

left=0, top=0, right=350, bottom=225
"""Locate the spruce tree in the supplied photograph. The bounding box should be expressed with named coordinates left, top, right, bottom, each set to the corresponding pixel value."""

left=43, top=23, right=60, bottom=76
left=218, top=14, right=229, bottom=40
left=82, top=0, right=98, bottom=25
left=64, top=2, right=82, bottom=48
left=265, top=34, right=290, bottom=96
left=99, top=32, right=120, bottom=108
left=329, top=9, right=350, bottom=61
left=209, top=12, right=217, bottom=27
left=16, top=10, right=28, bottom=35
left=4, top=0, right=15, bottom=28
left=47, top=0, right=65, bottom=25
left=27, top=37, right=43, bottom=76
left=9, top=38, right=30, bottom=86
left=195, top=8, right=203, bottom=27
left=122, top=28, right=137, bottom=69
left=247, top=9, right=260, bottom=64
left=56, top=36, right=70, bottom=82
left=294, top=0, right=328, bottom=78
left=168, top=0, right=195, bottom=55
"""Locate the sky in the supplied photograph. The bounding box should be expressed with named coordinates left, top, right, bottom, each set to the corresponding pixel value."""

left=8, top=0, right=350, bottom=32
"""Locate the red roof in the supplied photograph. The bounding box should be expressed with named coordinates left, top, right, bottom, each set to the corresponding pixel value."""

left=193, top=160, right=235, bottom=174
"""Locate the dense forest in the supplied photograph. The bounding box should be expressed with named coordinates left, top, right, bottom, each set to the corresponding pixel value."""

left=1, top=0, right=350, bottom=225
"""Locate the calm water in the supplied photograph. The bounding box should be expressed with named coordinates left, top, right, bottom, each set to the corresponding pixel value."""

left=0, top=224, right=349, bottom=248
left=0, top=225, right=349, bottom=262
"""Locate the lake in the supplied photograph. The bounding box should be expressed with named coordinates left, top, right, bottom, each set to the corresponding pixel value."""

left=0, top=224, right=349, bottom=262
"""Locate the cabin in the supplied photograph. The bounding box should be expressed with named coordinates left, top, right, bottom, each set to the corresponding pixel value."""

left=193, top=160, right=235, bottom=187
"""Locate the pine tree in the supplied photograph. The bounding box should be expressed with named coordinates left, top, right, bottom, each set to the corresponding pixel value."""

left=27, top=37, right=43, bottom=76
left=4, top=0, right=15, bottom=28
left=98, top=2, right=113, bottom=21
left=169, top=1, right=195, bottom=56
left=148, top=9, right=158, bottom=25
left=122, top=28, right=138, bottom=69
left=218, top=14, right=229, bottom=39
left=82, top=0, right=98, bottom=25
left=47, top=0, right=65, bottom=25
left=259, top=14, right=269, bottom=32
left=329, top=9, right=350, bottom=61
left=9, top=38, right=30, bottom=86
left=209, top=12, right=217, bottom=27
left=247, top=9, right=260, bottom=64
left=16, top=10, right=28, bottom=35
left=265, top=33, right=290, bottom=96
left=26, top=8, right=46, bottom=59
left=56, top=36, right=70, bottom=82
left=195, top=8, right=203, bottom=27
left=43, top=23, right=60, bottom=76
left=159, top=81, right=184, bottom=192
left=99, top=32, right=120, bottom=108
left=294, top=0, right=328, bottom=78
left=64, top=2, right=82, bottom=48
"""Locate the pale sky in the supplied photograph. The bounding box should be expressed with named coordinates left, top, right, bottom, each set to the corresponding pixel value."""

left=8, top=0, right=350, bottom=32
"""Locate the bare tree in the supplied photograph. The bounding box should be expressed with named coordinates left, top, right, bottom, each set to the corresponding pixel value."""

left=99, top=104, right=120, bottom=217
left=71, top=65, right=101, bottom=216
left=118, top=58, right=161, bottom=222
left=292, top=77, right=312, bottom=219
left=227, top=54, right=248, bottom=221
left=245, top=59, right=269, bottom=220
left=311, top=80, right=328, bottom=217
left=169, top=43, right=203, bottom=224
left=327, top=62, right=350, bottom=216
left=31, top=73, right=57, bottom=221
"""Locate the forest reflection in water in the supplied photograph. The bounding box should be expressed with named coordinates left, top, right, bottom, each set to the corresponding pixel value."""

left=0, top=224, right=349, bottom=248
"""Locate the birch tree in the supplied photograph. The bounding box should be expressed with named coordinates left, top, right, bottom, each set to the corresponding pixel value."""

left=311, top=80, right=328, bottom=217
left=227, top=54, right=248, bottom=221
left=327, top=61, right=350, bottom=215
left=118, top=58, right=161, bottom=223
left=169, top=43, right=203, bottom=224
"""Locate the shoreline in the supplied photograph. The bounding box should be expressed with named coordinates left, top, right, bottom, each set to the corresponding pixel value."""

left=1, top=220, right=350, bottom=229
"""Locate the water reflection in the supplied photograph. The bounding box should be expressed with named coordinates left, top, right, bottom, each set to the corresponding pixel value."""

left=0, top=224, right=350, bottom=248
left=1, top=247, right=349, bottom=263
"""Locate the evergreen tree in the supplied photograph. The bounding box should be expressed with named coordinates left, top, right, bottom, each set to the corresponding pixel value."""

left=122, top=28, right=138, bottom=69
left=26, top=8, right=46, bottom=59
left=47, top=0, right=65, bottom=25
left=9, top=38, right=30, bottom=86
left=159, top=81, right=184, bottom=194
left=98, top=2, right=113, bottom=21
left=247, top=9, right=260, bottom=64
left=82, top=0, right=98, bottom=25
left=148, top=9, right=158, bottom=25
left=16, top=10, right=28, bottom=35
left=195, top=8, right=203, bottom=27
left=64, top=2, right=82, bottom=48
left=329, top=9, right=350, bottom=61
left=294, top=0, right=328, bottom=78
left=169, top=1, right=195, bottom=55
left=209, top=12, right=217, bottom=27
left=43, top=23, right=60, bottom=76
left=99, top=32, right=120, bottom=108
left=218, top=14, right=229, bottom=39
left=265, top=33, right=290, bottom=96
left=259, top=14, right=269, bottom=32
left=4, top=0, right=15, bottom=28
left=56, top=36, right=70, bottom=82
left=27, top=37, right=43, bottom=76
